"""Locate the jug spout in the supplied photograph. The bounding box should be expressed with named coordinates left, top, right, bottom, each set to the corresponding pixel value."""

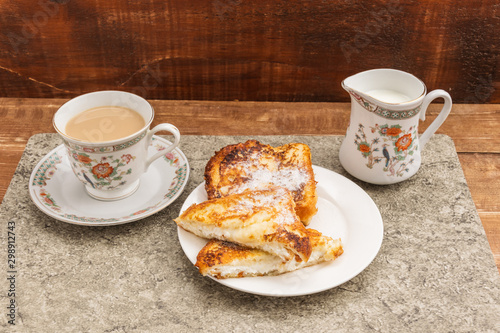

left=341, top=70, right=375, bottom=102
left=341, top=78, right=369, bottom=102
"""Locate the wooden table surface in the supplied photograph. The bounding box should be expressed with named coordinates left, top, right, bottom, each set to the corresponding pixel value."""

left=1, top=98, right=499, bottom=273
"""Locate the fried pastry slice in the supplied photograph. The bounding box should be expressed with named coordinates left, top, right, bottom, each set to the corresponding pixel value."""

left=196, top=229, right=343, bottom=279
left=175, top=187, right=312, bottom=262
left=204, top=140, right=318, bottom=225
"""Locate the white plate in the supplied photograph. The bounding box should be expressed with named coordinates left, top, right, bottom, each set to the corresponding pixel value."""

left=29, top=136, right=189, bottom=226
left=177, top=165, right=383, bottom=297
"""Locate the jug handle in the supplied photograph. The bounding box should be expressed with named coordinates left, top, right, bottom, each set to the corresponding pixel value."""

left=418, top=89, right=452, bottom=149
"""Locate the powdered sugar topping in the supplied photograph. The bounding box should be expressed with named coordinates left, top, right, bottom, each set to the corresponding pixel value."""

left=223, top=187, right=297, bottom=225
left=228, top=153, right=310, bottom=195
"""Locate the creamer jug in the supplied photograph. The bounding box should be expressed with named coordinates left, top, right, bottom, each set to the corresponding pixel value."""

left=339, top=68, right=452, bottom=185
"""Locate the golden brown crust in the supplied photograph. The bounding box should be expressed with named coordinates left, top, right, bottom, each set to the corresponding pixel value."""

left=204, top=140, right=318, bottom=225
left=306, top=229, right=344, bottom=259
left=175, top=187, right=312, bottom=262
left=195, top=240, right=261, bottom=279
left=195, top=229, right=343, bottom=279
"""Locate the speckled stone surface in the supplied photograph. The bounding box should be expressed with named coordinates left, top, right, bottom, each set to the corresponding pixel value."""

left=1, top=134, right=499, bottom=332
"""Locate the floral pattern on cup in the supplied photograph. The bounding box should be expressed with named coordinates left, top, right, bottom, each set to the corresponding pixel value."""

left=354, top=123, right=418, bottom=177
left=61, top=132, right=146, bottom=153
left=69, top=149, right=136, bottom=190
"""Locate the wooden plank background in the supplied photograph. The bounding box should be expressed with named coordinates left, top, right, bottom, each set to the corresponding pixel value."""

left=0, top=0, right=499, bottom=102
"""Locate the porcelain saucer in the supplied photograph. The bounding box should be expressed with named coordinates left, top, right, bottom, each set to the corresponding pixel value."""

left=29, top=136, right=189, bottom=226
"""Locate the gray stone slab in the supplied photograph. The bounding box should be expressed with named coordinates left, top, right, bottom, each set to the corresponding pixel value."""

left=1, top=134, right=499, bottom=332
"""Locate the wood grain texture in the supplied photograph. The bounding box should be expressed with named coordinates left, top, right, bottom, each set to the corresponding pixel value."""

left=458, top=153, right=500, bottom=270
left=0, top=0, right=499, bottom=102
left=459, top=153, right=500, bottom=213
left=0, top=98, right=498, bottom=272
left=0, top=99, right=498, bottom=153
left=480, top=213, right=500, bottom=269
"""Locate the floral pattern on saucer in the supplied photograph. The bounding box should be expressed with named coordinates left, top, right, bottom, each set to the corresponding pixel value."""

left=32, top=149, right=63, bottom=187
left=29, top=136, right=190, bottom=226
left=31, top=150, right=63, bottom=212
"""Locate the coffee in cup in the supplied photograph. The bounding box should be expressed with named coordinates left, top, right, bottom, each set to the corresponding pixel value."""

left=65, top=106, right=146, bottom=143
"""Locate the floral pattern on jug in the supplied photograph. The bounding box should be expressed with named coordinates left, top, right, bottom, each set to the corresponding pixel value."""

left=69, top=149, right=136, bottom=190
left=348, top=89, right=421, bottom=120
left=354, top=123, right=418, bottom=177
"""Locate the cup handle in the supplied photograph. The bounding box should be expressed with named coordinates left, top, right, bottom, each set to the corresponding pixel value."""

left=418, top=89, right=452, bottom=149
left=145, top=123, right=181, bottom=170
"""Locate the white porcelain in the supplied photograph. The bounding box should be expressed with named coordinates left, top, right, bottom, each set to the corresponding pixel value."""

left=177, top=165, right=384, bottom=297
left=339, top=68, right=452, bottom=185
left=29, top=136, right=189, bottom=226
left=53, top=90, right=181, bottom=200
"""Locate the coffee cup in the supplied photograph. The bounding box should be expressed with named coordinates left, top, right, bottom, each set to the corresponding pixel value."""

left=53, top=90, right=181, bottom=200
